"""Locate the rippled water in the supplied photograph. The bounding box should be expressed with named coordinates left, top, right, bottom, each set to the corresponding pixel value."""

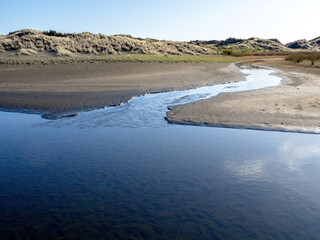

left=1, top=65, right=320, bottom=240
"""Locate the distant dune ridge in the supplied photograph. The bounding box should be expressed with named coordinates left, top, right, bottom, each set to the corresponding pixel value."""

left=0, top=29, right=319, bottom=57
left=191, top=38, right=291, bottom=52
left=192, top=37, right=320, bottom=52
left=285, top=37, right=320, bottom=51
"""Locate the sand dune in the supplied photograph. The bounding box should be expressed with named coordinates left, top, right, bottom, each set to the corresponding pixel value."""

left=0, top=29, right=215, bottom=57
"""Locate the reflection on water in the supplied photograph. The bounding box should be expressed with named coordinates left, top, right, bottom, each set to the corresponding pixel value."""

left=1, top=66, right=320, bottom=240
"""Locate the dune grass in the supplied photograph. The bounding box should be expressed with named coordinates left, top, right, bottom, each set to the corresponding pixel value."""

left=93, top=54, right=241, bottom=63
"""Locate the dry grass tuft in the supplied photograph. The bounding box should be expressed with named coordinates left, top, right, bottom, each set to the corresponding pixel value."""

left=55, top=47, right=73, bottom=57
left=286, top=52, right=320, bottom=65
left=16, top=48, right=37, bottom=56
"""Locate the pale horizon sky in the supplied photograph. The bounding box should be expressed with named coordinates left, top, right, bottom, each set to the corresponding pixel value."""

left=1, top=0, right=319, bottom=44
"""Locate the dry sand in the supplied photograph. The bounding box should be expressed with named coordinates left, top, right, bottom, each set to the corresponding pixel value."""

left=0, top=61, right=244, bottom=118
left=166, top=59, right=320, bottom=133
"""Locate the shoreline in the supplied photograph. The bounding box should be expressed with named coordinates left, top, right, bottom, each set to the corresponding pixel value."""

left=167, top=120, right=320, bottom=135
left=166, top=59, right=320, bottom=134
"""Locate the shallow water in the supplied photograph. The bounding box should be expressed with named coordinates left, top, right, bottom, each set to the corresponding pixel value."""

left=1, top=66, right=320, bottom=240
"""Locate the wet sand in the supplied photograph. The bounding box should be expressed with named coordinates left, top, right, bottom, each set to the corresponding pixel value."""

left=0, top=62, right=244, bottom=118
left=166, top=59, right=320, bottom=133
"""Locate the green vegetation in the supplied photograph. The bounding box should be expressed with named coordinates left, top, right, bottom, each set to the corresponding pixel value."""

left=216, top=46, right=289, bottom=57
left=95, top=54, right=241, bottom=63
left=286, top=52, right=320, bottom=65
left=232, top=51, right=289, bottom=57
left=222, top=49, right=233, bottom=55
left=0, top=54, right=243, bottom=65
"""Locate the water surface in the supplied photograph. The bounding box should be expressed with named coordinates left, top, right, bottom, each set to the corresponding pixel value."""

left=1, top=66, right=320, bottom=240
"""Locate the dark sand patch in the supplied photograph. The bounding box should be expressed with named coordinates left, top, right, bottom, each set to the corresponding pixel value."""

left=0, top=62, right=245, bottom=118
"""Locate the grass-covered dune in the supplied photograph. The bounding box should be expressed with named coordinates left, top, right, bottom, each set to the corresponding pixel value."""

left=0, top=29, right=216, bottom=57
left=191, top=37, right=292, bottom=53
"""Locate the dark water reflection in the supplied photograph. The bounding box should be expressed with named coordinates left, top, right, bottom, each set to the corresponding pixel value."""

left=1, top=112, right=320, bottom=240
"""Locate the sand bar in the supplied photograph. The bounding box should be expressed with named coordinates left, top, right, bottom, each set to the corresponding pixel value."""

left=166, top=59, right=320, bottom=133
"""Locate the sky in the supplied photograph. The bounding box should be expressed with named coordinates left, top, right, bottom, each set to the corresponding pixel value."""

left=0, top=0, right=319, bottom=44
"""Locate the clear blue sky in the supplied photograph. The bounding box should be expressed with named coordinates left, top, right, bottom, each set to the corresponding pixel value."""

left=1, top=0, right=319, bottom=43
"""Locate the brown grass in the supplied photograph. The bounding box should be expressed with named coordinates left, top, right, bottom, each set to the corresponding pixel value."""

left=285, top=52, right=320, bottom=65
left=232, top=51, right=290, bottom=57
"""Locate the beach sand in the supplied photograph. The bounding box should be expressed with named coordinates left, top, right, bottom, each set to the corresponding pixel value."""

left=166, top=59, right=320, bottom=133
left=2, top=57, right=320, bottom=133
left=0, top=61, right=244, bottom=118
